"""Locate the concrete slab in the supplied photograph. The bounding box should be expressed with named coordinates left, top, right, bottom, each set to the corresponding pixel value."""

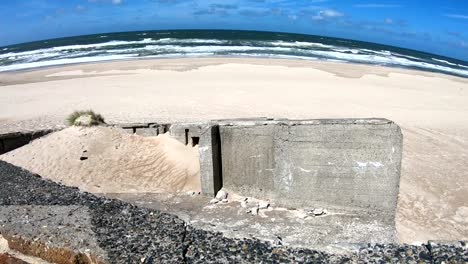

left=219, top=118, right=402, bottom=210
left=0, top=206, right=107, bottom=263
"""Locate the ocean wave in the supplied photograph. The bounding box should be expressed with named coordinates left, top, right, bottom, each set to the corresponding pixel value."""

left=1, top=37, right=467, bottom=78
left=305, top=50, right=468, bottom=77
left=269, top=41, right=334, bottom=49
left=0, top=54, right=137, bottom=72
left=104, top=45, right=294, bottom=54
left=432, top=58, right=460, bottom=67
left=0, top=39, right=156, bottom=59
left=154, top=38, right=228, bottom=44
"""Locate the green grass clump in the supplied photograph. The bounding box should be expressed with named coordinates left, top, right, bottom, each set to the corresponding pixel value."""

left=66, top=110, right=105, bottom=126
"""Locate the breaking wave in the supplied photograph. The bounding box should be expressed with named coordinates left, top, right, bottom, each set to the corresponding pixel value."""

left=1, top=31, right=467, bottom=78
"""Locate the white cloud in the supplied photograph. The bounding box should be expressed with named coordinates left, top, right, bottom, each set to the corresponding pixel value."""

left=88, top=0, right=122, bottom=5
left=384, top=18, right=393, bottom=24
left=444, top=14, right=468, bottom=19
left=312, top=9, right=344, bottom=20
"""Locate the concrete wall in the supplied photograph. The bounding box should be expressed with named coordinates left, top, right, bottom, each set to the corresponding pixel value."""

left=219, top=118, right=402, bottom=214
left=0, top=129, right=56, bottom=155
left=169, top=123, right=222, bottom=196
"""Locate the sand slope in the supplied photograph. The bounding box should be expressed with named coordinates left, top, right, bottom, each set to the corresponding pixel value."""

left=0, top=126, right=201, bottom=193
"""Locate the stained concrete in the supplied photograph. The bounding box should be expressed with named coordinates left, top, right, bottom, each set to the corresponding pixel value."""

left=218, top=118, right=402, bottom=236
left=0, top=206, right=107, bottom=263
left=169, top=122, right=222, bottom=196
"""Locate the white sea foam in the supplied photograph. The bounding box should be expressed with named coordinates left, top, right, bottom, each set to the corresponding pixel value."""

left=0, top=54, right=137, bottom=72
left=0, top=39, right=157, bottom=59
left=432, top=58, right=457, bottom=66
left=305, top=50, right=468, bottom=77
left=105, top=45, right=294, bottom=54
left=1, top=39, right=467, bottom=77
left=153, top=38, right=228, bottom=44
left=269, top=41, right=334, bottom=49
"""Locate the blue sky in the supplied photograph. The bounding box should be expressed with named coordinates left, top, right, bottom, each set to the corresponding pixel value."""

left=0, top=0, right=467, bottom=60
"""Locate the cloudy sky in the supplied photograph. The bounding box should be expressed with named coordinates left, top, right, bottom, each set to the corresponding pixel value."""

left=0, top=0, right=467, bottom=60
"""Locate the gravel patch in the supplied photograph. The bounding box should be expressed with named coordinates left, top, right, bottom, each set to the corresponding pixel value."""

left=0, top=160, right=466, bottom=263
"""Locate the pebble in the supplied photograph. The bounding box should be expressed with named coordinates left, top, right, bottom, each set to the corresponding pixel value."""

left=215, top=190, right=228, bottom=201
left=209, top=198, right=219, bottom=204
left=241, top=201, right=248, bottom=208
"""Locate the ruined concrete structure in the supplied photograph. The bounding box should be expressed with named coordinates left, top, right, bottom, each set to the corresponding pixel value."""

left=1, top=118, right=403, bottom=243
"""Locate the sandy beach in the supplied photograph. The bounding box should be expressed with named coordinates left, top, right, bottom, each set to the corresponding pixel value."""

left=0, top=58, right=467, bottom=244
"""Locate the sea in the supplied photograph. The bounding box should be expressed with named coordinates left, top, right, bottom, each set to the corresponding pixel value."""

left=1, top=29, right=468, bottom=78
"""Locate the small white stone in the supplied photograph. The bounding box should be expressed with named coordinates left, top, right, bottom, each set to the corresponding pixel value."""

left=250, top=207, right=259, bottom=215
left=241, top=201, right=248, bottom=208
left=313, top=208, right=325, bottom=216
left=258, top=201, right=270, bottom=209
left=215, top=190, right=228, bottom=200
left=221, top=199, right=229, bottom=203
left=210, top=198, right=219, bottom=204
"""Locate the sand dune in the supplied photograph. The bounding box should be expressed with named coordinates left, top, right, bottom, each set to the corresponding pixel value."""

left=0, top=58, right=467, bottom=243
left=0, top=126, right=201, bottom=194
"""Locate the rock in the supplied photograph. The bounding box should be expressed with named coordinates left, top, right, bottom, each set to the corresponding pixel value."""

left=241, top=201, right=248, bottom=208
left=273, top=236, right=283, bottom=246
left=258, top=201, right=270, bottom=209
left=314, top=208, right=326, bottom=216
left=221, top=199, right=229, bottom=203
left=209, top=198, right=219, bottom=204
left=250, top=207, right=259, bottom=215
left=215, top=190, right=228, bottom=201
left=74, top=115, right=93, bottom=126
left=307, top=208, right=326, bottom=216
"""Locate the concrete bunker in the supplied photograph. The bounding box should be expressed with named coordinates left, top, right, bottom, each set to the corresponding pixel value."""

left=0, top=117, right=403, bottom=249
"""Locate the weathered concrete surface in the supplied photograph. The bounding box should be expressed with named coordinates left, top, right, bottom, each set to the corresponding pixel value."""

left=219, top=118, right=402, bottom=216
left=0, top=129, right=56, bottom=155
left=0, top=206, right=107, bottom=264
left=170, top=122, right=222, bottom=196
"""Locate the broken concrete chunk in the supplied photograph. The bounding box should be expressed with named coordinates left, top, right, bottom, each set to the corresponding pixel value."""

left=215, top=190, right=228, bottom=201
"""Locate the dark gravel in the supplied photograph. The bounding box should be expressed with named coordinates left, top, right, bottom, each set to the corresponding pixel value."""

left=0, top=160, right=466, bottom=263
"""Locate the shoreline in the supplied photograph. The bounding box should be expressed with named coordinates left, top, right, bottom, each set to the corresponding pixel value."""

left=1, top=57, right=468, bottom=87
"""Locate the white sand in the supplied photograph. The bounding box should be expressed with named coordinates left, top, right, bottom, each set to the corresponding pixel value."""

left=0, top=58, right=467, bottom=243
left=0, top=126, right=201, bottom=193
